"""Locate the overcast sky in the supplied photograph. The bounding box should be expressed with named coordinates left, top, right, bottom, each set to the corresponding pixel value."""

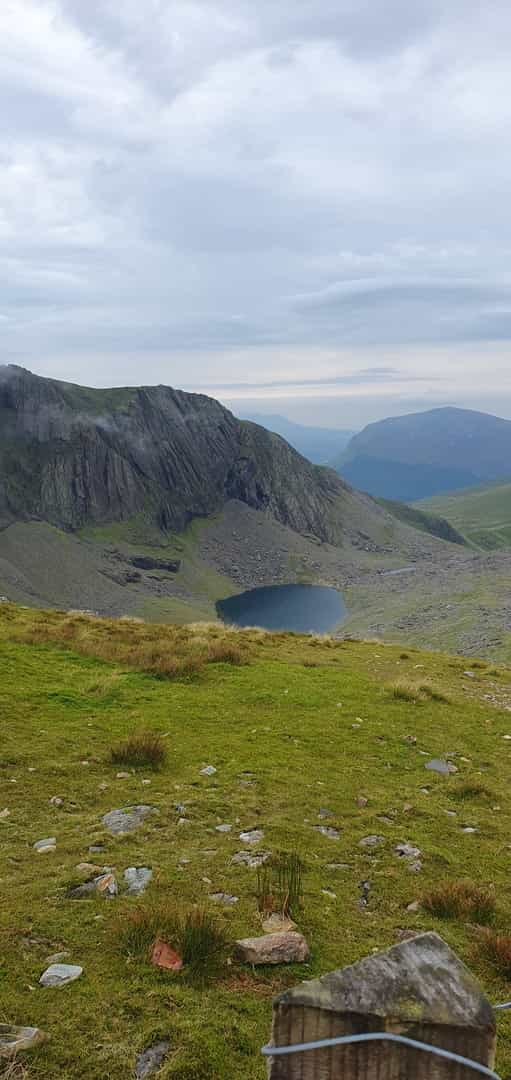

left=3, top=0, right=511, bottom=427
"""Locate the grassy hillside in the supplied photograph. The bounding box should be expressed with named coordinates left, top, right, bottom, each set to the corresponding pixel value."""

left=376, top=497, right=467, bottom=546
left=417, top=482, right=511, bottom=550
left=2, top=605, right=511, bottom=1078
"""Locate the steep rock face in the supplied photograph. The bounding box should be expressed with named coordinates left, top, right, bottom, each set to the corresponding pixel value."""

left=0, top=366, right=356, bottom=543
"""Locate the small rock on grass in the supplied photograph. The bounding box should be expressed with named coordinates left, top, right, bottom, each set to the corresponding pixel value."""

left=0, top=1024, right=46, bottom=1054
left=135, top=1041, right=171, bottom=1078
left=425, top=759, right=457, bottom=775
left=261, top=913, right=297, bottom=934
left=359, top=835, right=384, bottom=848
left=39, top=963, right=83, bottom=988
left=215, top=824, right=232, bottom=833
left=151, top=940, right=182, bottom=972
left=231, top=850, right=272, bottom=868
left=395, top=842, right=421, bottom=860
left=200, top=765, right=217, bottom=776
left=102, top=806, right=158, bottom=835
left=124, top=867, right=152, bottom=895
left=44, top=951, right=71, bottom=965
left=235, top=931, right=309, bottom=965
left=239, top=829, right=264, bottom=845
left=33, top=837, right=56, bottom=853
left=209, top=892, right=238, bottom=905
left=313, top=825, right=340, bottom=840
left=0, top=808, right=10, bottom=820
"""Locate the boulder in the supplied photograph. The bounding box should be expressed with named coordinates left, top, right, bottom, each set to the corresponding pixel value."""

left=130, top=556, right=180, bottom=572
left=236, top=931, right=310, bottom=965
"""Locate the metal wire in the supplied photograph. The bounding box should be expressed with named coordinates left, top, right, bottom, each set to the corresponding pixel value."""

left=260, top=1031, right=501, bottom=1078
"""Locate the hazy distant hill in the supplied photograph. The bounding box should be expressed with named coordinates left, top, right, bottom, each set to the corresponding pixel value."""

left=334, top=406, right=511, bottom=501
left=238, top=412, right=354, bottom=464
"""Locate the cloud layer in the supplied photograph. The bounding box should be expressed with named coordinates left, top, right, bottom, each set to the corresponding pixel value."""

left=2, top=1, right=511, bottom=422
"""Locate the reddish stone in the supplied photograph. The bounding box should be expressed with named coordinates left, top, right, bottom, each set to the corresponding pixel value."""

left=151, top=939, right=183, bottom=971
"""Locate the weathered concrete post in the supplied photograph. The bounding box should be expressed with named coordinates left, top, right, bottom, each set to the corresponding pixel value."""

left=267, top=932, right=496, bottom=1079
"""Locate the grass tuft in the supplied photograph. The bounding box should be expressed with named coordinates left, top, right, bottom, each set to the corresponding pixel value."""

left=114, top=901, right=228, bottom=985
left=256, top=851, right=304, bottom=917
left=476, top=928, right=511, bottom=976
left=387, top=681, right=450, bottom=704
left=109, top=730, right=167, bottom=771
left=421, top=879, right=495, bottom=924
left=449, top=782, right=495, bottom=803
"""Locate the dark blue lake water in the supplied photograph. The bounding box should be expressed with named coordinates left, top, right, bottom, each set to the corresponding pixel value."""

left=216, top=584, right=347, bottom=633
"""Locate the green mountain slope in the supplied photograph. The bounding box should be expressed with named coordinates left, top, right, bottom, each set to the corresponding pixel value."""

left=417, top=482, right=511, bottom=550
left=2, top=605, right=511, bottom=1077
left=376, top=498, right=467, bottom=546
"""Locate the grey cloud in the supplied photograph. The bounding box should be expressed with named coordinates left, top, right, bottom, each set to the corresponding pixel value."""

left=2, top=0, right=511, bottom=423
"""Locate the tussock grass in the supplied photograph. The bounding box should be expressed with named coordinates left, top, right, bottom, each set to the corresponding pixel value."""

left=476, top=928, right=511, bottom=976
left=421, top=880, right=495, bottom=924
left=387, top=680, right=450, bottom=704
left=109, top=730, right=167, bottom=771
left=449, top=782, right=495, bottom=803
left=256, top=852, right=304, bottom=917
left=14, top=611, right=249, bottom=679
left=114, top=901, right=228, bottom=985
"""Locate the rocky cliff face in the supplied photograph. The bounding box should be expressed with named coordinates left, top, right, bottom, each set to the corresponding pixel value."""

left=0, top=366, right=357, bottom=543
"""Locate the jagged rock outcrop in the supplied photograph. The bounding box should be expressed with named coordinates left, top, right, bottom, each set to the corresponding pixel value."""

left=0, top=365, right=359, bottom=543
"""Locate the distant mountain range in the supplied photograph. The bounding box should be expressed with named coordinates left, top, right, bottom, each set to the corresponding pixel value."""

left=334, top=406, right=511, bottom=501
left=237, top=412, right=355, bottom=464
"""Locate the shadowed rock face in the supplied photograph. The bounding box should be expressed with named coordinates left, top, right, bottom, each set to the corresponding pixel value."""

left=0, top=366, right=355, bottom=542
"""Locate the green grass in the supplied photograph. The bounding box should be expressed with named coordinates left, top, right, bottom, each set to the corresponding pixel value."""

left=416, top=481, right=511, bottom=550
left=376, top=497, right=467, bottom=546
left=2, top=605, right=511, bottom=1076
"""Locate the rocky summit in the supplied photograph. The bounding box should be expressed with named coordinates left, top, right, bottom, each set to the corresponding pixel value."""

left=0, top=365, right=358, bottom=541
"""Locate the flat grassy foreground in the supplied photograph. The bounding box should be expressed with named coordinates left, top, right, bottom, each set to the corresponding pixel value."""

left=2, top=605, right=511, bottom=1077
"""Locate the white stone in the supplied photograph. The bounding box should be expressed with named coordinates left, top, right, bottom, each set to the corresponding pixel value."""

left=39, top=963, right=83, bottom=988
left=33, top=838, right=56, bottom=853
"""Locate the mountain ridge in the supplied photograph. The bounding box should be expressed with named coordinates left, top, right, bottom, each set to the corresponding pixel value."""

left=0, top=365, right=359, bottom=544
left=334, top=405, right=511, bottom=501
